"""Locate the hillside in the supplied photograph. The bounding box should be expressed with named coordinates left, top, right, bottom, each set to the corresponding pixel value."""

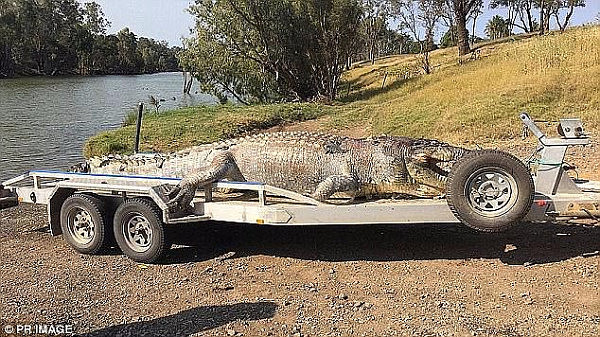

left=85, top=25, right=600, bottom=157
left=333, top=25, right=600, bottom=142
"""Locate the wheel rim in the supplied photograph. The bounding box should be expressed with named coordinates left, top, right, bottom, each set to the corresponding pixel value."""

left=67, top=207, right=95, bottom=245
left=465, top=168, right=519, bottom=217
left=122, top=212, right=153, bottom=253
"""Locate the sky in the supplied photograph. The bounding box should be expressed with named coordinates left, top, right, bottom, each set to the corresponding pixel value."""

left=82, top=0, right=600, bottom=47
left=81, top=0, right=195, bottom=46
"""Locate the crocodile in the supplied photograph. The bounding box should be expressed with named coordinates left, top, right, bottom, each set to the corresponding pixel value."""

left=73, top=132, right=469, bottom=210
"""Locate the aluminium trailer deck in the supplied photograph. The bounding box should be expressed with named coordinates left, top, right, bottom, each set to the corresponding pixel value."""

left=2, top=168, right=600, bottom=238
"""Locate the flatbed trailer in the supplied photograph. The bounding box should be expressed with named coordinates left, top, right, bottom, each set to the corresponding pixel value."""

left=1, top=113, right=599, bottom=263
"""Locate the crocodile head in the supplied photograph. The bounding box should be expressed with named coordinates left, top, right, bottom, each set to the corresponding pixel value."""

left=404, top=140, right=468, bottom=194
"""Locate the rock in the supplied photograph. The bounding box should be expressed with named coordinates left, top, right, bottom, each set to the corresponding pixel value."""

left=353, top=301, right=364, bottom=308
left=227, top=329, right=236, bottom=336
left=338, top=293, right=348, bottom=300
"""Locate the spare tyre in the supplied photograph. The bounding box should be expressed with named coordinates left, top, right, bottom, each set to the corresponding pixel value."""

left=446, top=149, right=534, bottom=232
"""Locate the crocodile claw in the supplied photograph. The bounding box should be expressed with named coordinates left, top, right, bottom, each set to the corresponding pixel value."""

left=166, top=183, right=195, bottom=212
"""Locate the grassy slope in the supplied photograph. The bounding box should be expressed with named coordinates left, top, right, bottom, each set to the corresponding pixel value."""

left=84, top=104, right=332, bottom=157
left=85, top=25, right=600, bottom=157
left=335, top=25, right=600, bottom=142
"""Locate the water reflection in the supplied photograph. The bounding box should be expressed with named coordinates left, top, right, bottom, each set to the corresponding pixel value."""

left=0, top=72, right=215, bottom=180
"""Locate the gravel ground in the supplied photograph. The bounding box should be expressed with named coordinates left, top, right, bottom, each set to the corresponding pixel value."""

left=1, top=203, right=598, bottom=337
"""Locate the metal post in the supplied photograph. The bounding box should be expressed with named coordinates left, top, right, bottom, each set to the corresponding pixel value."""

left=134, top=102, right=144, bottom=154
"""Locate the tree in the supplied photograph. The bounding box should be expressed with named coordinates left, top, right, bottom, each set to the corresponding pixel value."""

left=490, top=0, right=519, bottom=33
left=440, top=25, right=458, bottom=47
left=551, top=0, right=585, bottom=32
left=180, top=0, right=363, bottom=103
left=469, top=0, right=483, bottom=44
left=448, top=0, right=483, bottom=55
left=485, top=15, right=511, bottom=39
left=82, top=2, right=110, bottom=35
left=0, top=0, right=179, bottom=77
left=391, top=0, right=444, bottom=73
left=0, top=0, right=18, bottom=76
left=361, top=0, right=391, bottom=64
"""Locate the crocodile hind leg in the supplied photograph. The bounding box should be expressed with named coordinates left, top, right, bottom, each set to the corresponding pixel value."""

left=312, top=175, right=359, bottom=202
left=167, top=152, right=241, bottom=211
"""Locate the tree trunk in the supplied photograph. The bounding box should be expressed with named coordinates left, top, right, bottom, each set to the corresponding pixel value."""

left=526, top=5, right=534, bottom=32
left=456, top=14, right=470, bottom=56
left=0, top=44, right=15, bottom=77
left=557, top=5, right=575, bottom=32
left=539, top=3, right=545, bottom=34
left=471, top=12, right=479, bottom=44
left=183, top=71, right=193, bottom=94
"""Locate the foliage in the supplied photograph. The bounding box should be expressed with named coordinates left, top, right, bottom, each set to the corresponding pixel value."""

left=0, top=0, right=180, bottom=77
left=390, top=0, right=445, bottom=73
left=440, top=26, right=458, bottom=47
left=179, top=0, right=363, bottom=103
left=360, top=0, right=392, bottom=64
left=485, top=15, right=511, bottom=39
left=491, top=0, right=584, bottom=34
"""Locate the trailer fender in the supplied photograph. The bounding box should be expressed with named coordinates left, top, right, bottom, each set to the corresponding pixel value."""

left=48, top=188, right=76, bottom=236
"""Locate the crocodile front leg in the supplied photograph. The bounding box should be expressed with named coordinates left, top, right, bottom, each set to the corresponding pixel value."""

left=312, top=175, right=359, bottom=202
left=167, top=152, right=240, bottom=211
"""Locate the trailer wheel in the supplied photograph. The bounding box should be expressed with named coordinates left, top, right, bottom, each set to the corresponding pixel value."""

left=113, top=198, right=168, bottom=263
left=60, top=194, right=108, bottom=255
left=446, top=150, right=534, bottom=232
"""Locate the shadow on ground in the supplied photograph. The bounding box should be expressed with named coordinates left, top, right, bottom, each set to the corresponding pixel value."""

left=78, top=302, right=277, bottom=337
left=162, top=221, right=600, bottom=266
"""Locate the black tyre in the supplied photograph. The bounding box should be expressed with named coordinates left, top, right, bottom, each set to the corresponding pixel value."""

left=113, top=198, right=169, bottom=263
left=446, top=150, right=534, bottom=232
left=60, top=194, right=109, bottom=254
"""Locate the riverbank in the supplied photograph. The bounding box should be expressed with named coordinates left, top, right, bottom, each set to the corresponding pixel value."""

left=83, top=103, right=332, bottom=157
left=85, top=26, right=600, bottom=158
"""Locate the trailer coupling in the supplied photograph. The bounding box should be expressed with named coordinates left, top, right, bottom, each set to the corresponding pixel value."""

left=0, top=184, right=19, bottom=210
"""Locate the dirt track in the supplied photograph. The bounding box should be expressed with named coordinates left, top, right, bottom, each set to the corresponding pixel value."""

left=1, top=202, right=598, bottom=337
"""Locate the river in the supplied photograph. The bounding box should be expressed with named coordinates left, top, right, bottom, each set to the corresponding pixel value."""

left=0, top=72, right=215, bottom=181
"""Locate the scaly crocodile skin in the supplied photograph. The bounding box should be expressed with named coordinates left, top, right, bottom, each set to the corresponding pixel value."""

left=74, top=132, right=468, bottom=207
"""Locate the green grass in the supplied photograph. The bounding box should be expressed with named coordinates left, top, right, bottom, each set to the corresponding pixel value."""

left=85, top=25, right=600, bottom=157
left=84, top=103, right=331, bottom=157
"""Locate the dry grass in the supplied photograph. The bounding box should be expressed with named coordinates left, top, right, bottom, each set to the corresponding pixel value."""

left=335, top=25, right=600, bottom=143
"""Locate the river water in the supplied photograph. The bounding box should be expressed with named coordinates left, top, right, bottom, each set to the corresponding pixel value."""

left=0, top=72, right=215, bottom=181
